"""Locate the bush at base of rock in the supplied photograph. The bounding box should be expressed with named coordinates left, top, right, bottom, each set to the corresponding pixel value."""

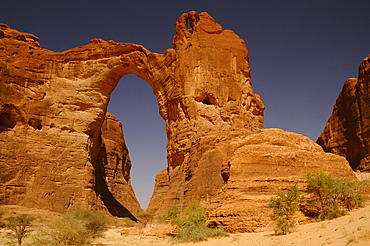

left=5, top=214, right=35, bottom=245
left=163, top=204, right=229, bottom=243
left=268, top=172, right=367, bottom=235
left=135, top=212, right=155, bottom=228
left=32, top=210, right=107, bottom=246
left=269, top=185, right=302, bottom=235
left=305, top=172, right=366, bottom=220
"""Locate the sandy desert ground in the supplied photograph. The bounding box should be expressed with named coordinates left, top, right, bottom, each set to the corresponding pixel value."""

left=1, top=197, right=370, bottom=246
left=90, top=203, right=370, bottom=246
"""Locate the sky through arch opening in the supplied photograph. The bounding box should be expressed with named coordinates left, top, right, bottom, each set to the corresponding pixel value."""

left=107, top=74, right=167, bottom=209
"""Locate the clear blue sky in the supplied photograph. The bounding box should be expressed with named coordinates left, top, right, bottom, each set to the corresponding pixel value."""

left=1, top=0, right=369, bottom=209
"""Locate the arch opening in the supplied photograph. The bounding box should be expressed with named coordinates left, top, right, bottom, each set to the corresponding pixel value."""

left=107, top=74, right=167, bottom=210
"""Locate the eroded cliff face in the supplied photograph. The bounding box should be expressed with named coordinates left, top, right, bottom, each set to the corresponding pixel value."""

left=100, top=113, right=142, bottom=215
left=147, top=11, right=265, bottom=213
left=0, top=22, right=150, bottom=217
left=161, top=11, right=265, bottom=169
left=0, top=12, right=356, bottom=232
left=206, top=129, right=353, bottom=232
left=317, top=55, right=370, bottom=171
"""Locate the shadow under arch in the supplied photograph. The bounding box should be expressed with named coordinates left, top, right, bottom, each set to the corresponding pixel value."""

left=92, top=68, right=167, bottom=220
left=94, top=154, right=138, bottom=221
left=84, top=45, right=163, bottom=220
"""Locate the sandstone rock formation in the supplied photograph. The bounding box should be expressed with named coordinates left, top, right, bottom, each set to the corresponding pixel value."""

left=0, top=12, right=264, bottom=214
left=148, top=128, right=354, bottom=232
left=147, top=11, right=265, bottom=214
left=0, top=12, right=356, bottom=232
left=317, top=55, right=370, bottom=171
left=0, top=23, right=147, bottom=218
left=100, top=113, right=142, bottom=214
left=205, top=129, right=353, bottom=232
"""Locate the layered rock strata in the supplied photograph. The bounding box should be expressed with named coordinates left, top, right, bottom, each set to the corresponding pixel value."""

left=205, top=129, right=353, bottom=232
left=317, top=55, right=370, bottom=171
left=0, top=23, right=150, bottom=217
left=0, top=12, right=356, bottom=232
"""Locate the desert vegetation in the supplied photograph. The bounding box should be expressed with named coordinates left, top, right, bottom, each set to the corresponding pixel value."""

left=135, top=212, right=155, bottom=228
left=305, top=172, right=366, bottom=219
left=269, top=172, right=367, bottom=235
left=0, top=172, right=367, bottom=245
left=268, top=185, right=303, bottom=235
left=162, top=204, right=228, bottom=243
left=3, top=214, right=35, bottom=245
left=0, top=210, right=107, bottom=246
left=33, top=210, right=108, bottom=246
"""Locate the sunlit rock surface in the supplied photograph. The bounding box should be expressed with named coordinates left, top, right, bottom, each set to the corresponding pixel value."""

left=0, top=13, right=356, bottom=231
left=100, top=113, right=142, bottom=214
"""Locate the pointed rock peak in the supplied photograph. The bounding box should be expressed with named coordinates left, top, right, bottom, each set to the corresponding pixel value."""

left=359, top=54, right=370, bottom=83
left=173, top=11, right=223, bottom=47
left=317, top=55, right=370, bottom=170
left=179, top=11, right=222, bottom=32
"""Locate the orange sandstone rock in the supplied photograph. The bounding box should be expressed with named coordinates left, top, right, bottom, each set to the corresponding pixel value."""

left=205, top=129, right=354, bottom=232
left=317, top=55, right=370, bottom=171
left=0, top=12, right=264, bottom=217
left=100, top=113, right=142, bottom=214
left=0, top=12, right=356, bottom=232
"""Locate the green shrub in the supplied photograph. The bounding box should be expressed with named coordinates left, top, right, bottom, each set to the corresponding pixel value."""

left=334, top=178, right=366, bottom=211
left=175, top=222, right=227, bottom=243
left=164, top=204, right=228, bottom=243
left=305, top=172, right=365, bottom=220
left=5, top=214, right=35, bottom=245
left=269, top=185, right=302, bottom=235
left=35, top=210, right=107, bottom=246
left=162, top=205, right=180, bottom=223
left=268, top=172, right=367, bottom=234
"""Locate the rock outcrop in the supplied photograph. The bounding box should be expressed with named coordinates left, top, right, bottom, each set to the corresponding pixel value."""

left=0, top=23, right=150, bottom=217
left=0, top=12, right=356, bottom=232
left=0, top=12, right=264, bottom=214
left=148, top=128, right=354, bottom=232
left=317, top=55, right=370, bottom=171
left=100, top=113, right=142, bottom=214
left=206, top=129, right=353, bottom=232
left=147, top=11, right=265, bottom=214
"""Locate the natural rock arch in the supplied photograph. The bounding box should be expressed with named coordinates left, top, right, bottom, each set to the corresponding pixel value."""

left=0, top=12, right=355, bottom=231
left=0, top=11, right=263, bottom=213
